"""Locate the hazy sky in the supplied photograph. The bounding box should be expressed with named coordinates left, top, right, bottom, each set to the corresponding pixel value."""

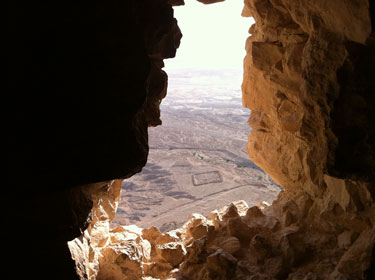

left=164, top=0, right=254, bottom=70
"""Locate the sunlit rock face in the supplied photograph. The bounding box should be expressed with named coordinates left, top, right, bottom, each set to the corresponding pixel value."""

left=239, top=0, right=375, bottom=278
left=8, top=0, right=374, bottom=279
left=242, top=0, right=374, bottom=190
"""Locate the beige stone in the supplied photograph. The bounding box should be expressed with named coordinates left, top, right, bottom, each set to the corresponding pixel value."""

left=227, top=217, right=257, bottom=245
left=214, top=236, right=241, bottom=255
left=206, top=249, right=237, bottom=280
left=246, top=206, right=264, bottom=218
left=156, top=242, right=186, bottom=267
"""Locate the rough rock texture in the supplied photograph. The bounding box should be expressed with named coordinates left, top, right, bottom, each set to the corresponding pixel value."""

left=68, top=180, right=123, bottom=279
left=71, top=206, right=188, bottom=280
left=239, top=0, right=374, bottom=278
left=242, top=0, right=374, bottom=190
left=177, top=186, right=374, bottom=279
left=8, top=0, right=375, bottom=279
left=78, top=191, right=373, bottom=279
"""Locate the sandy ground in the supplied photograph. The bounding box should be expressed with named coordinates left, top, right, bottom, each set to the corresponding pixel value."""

left=113, top=69, right=281, bottom=232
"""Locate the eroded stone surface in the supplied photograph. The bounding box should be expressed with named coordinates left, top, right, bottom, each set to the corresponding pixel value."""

left=76, top=184, right=372, bottom=279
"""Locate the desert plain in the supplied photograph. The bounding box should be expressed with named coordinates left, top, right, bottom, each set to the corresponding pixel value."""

left=113, top=68, right=281, bottom=232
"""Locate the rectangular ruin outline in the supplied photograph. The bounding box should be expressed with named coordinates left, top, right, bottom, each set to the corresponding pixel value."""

left=191, top=170, right=223, bottom=186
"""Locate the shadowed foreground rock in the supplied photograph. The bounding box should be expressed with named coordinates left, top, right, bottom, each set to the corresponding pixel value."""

left=8, top=0, right=180, bottom=278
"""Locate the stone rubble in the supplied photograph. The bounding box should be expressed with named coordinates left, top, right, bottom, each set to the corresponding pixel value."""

left=70, top=183, right=374, bottom=279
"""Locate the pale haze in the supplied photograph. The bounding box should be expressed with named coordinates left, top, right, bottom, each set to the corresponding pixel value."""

left=165, top=0, right=254, bottom=70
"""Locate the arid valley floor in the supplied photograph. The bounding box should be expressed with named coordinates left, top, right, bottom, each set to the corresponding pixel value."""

left=113, top=69, right=281, bottom=232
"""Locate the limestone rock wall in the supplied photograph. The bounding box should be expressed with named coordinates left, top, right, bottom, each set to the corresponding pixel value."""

left=238, top=0, right=375, bottom=277
left=68, top=180, right=123, bottom=279
left=242, top=0, right=374, bottom=191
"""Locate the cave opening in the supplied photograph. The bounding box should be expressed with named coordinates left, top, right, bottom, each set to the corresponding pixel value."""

left=112, top=0, right=281, bottom=233
left=9, top=0, right=375, bottom=279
